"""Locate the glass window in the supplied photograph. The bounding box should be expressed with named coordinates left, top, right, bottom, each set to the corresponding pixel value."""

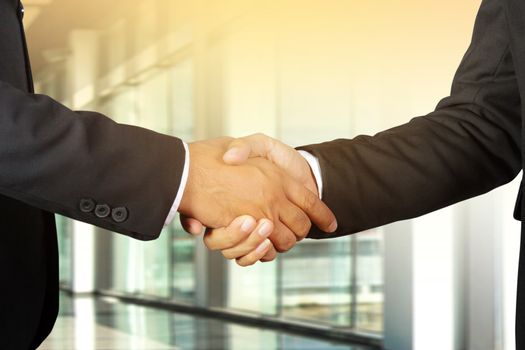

left=169, top=59, right=194, bottom=139
left=170, top=225, right=196, bottom=302
left=136, top=70, right=170, bottom=133
left=98, top=87, right=141, bottom=295
left=133, top=70, right=173, bottom=298
left=227, top=262, right=278, bottom=315
left=168, top=58, right=196, bottom=302
left=99, top=59, right=196, bottom=300
left=355, top=230, right=384, bottom=333
left=280, top=231, right=384, bottom=332
left=98, top=82, right=173, bottom=298
left=281, top=237, right=353, bottom=326
left=56, top=215, right=73, bottom=287
left=46, top=1, right=385, bottom=337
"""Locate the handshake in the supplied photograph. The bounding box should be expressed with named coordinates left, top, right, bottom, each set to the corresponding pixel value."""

left=177, top=134, right=338, bottom=267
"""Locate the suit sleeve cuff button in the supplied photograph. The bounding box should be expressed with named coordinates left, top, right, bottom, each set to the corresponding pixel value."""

left=80, top=198, right=96, bottom=213
left=111, top=207, right=129, bottom=223
left=94, top=204, right=111, bottom=218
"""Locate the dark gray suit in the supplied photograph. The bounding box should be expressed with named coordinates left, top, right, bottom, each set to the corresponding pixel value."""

left=301, top=0, right=525, bottom=346
left=0, top=0, right=186, bottom=348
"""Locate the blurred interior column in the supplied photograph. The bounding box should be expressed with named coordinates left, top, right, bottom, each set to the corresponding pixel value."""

left=68, top=30, right=99, bottom=293
left=384, top=207, right=464, bottom=350
left=465, top=178, right=521, bottom=350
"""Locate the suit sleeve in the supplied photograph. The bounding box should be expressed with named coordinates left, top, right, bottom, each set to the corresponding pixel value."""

left=299, top=0, right=522, bottom=239
left=0, top=80, right=186, bottom=241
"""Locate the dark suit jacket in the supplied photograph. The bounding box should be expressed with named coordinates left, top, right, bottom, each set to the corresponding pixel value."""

left=0, top=0, right=186, bottom=348
left=301, top=0, right=525, bottom=346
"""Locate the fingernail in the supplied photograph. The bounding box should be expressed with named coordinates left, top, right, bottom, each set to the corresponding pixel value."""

left=224, top=148, right=240, bottom=159
left=328, top=220, right=338, bottom=233
left=241, top=217, right=256, bottom=233
left=256, top=239, right=271, bottom=254
left=190, top=222, right=203, bottom=235
left=257, top=221, right=272, bottom=237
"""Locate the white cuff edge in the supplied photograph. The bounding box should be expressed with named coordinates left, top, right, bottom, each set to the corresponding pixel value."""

left=164, top=141, right=190, bottom=226
left=298, top=150, right=323, bottom=200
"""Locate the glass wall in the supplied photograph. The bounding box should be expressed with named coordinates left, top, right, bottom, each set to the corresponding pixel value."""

left=56, top=215, right=74, bottom=287
left=355, top=231, right=384, bottom=332
left=97, top=60, right=196, bottom=300
left=216, top=6, right=386, bottom=333
left=281, top=237, right=353, bottom=326
left=34, top=1, right=525, bottom=347
left=34, top=0, right=385, bottom=339
left=226, top=231, right=384, bottom=333
left=227, top=262, right=279, bottom=316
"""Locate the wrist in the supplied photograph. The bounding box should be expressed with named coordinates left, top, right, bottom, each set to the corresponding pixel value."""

left=302, top=157, right=319, bottom=196
left=297, top=150, right=322, bottom=198
left=179, top=143, right=198, bottom=215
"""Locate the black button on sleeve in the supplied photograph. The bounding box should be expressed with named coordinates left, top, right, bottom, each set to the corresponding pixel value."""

left=80, top=198, right=96, bottom=213
left=111, top=207, right=129, bottom=223
left=94, top=204, right=111, bottom=218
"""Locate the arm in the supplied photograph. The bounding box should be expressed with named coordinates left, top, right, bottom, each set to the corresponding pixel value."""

left=0, top=82, right=336, bottom=243
left=0, top=80, right=185, bottom=240
left=196, top=0, right=521, bottom=258
left=300, top=0, right=521, bottom=238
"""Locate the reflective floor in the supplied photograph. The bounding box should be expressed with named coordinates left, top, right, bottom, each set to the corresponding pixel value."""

left=38, top=293, right=377, bottom=350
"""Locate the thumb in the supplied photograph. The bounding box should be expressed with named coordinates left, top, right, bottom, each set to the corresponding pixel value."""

left=223, top=138, right=252, bottom=165
left=223, top=133, right=274, bottom=165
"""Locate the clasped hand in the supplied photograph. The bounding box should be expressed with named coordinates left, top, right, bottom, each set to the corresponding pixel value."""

left=178, top=135, right=337, bottom=266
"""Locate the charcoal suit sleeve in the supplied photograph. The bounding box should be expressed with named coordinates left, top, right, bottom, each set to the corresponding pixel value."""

left=299, top=0, right=522, bottom=239
left=0, top=80, right=186, bottom=241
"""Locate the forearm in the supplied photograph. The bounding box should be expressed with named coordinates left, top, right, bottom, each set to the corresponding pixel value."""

left=0, top=80, right=186, bottom=240
left=301, top=99, right=521, bottom=238
left=301, top=0, right=520, bottom=239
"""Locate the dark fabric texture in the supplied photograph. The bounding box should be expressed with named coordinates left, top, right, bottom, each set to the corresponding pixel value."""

left=0, top=0, right=186, bottom=348
left=300, top=0, right=525, bottom=347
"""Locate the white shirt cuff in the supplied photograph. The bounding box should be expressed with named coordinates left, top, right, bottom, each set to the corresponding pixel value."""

left=164, top=141, right=190, bottom=226
left=298, top=150, right=323, bottom=199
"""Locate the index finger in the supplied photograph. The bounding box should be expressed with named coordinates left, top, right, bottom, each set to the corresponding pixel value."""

left=284, top=177, right=337, bottom=233
left=180, top=215, right=205, bottom=235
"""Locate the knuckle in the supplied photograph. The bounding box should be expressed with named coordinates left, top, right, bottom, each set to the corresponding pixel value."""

left=203, top=234, right=215, bottom=250
left=298, top=219, right=312, bottom=238
left=237, top=258, right=254, bottom=267
left=252, top=132, right=267, bottom=139
left=261, top=252, right=276, bottom=262
left=293, top=211, right=311, bottom=234
left=244, top=239, right=260, bottom=252
left=222, top=250, right=236, bottom=260
left=275, top=235, right=296, bottom=253
left=204, top=233, right=233, bottom=251
left=262, top=190, right=278, bottom=208
left=302, top=192, right=318, bottom=210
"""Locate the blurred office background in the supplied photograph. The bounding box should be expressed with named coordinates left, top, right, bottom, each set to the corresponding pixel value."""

left=23, top=0, right=521, bottom=349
